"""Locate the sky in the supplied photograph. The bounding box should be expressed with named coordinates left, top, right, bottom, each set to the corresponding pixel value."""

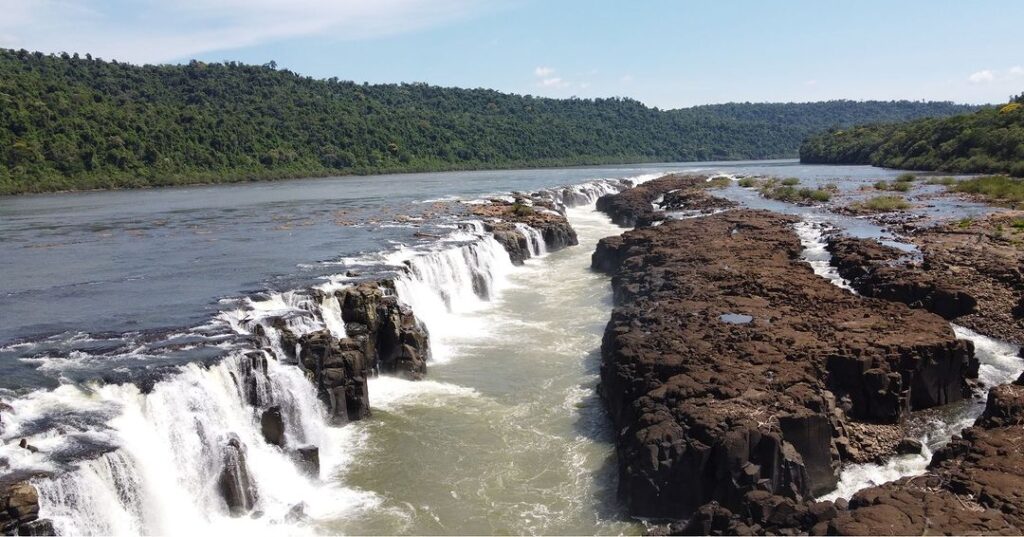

left=1, top=0, right=1022, bottom=109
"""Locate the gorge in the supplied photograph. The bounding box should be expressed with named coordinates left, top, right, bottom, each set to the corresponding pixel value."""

left=3, top=163, right=1024, bottom=535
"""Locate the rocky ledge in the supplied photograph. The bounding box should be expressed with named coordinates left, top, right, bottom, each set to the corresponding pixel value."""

left=1, top=481, right=53, bottom=536
left=827, top=212, right=1024, bottom=344
left=592, top=209, right=977, bottom=522
left=469, top=195, right=578, bottom=264
left=826, top=377, right=1024, bottom=535
left=595, top=174, right=735, bottom=227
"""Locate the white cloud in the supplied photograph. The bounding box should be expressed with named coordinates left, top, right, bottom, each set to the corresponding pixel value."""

left=540, top=77, right=568, bottom=88
left=0, top=0, right=486, bottom=64
left=1010, top=66, right=1024, bottom=78
left=968, top=69, right=996, bottom=83
left=534, top=66, right=555, bottom=77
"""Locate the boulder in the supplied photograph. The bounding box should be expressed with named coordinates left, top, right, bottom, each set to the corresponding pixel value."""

left=217, top=435, right=259, bottom=516
left=260, top=405, right=285, bottom=447
left=291, top=446, right=320, bottom=478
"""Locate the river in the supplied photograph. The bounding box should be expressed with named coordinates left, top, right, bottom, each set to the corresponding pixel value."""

left=0, top=160, right=999, bottom=534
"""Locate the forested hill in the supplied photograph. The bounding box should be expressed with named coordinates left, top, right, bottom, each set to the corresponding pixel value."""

left=800, top=94, right=1024, bottom=176
left=0, top=49, right=978, bottom=194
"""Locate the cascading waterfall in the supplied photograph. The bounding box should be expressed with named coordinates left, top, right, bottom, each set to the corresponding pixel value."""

left=513, top=223, right=547, bottom=258
left=14, top=283, right=378, bottom=535
left=6, top=173, right=661, bottom=536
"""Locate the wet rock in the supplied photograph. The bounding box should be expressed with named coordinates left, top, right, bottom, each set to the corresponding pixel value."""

left=828, top=379, right=1024, bottom=534
left=291, top=446, right=320, bottom=477
left=217, top=435, right=259, bottom=516
left=595, top=209, right=975, bottom=520
left=260, top=405, right=285, bottom=447
left=17, top=439, right=38, bottom=454
left=0, top=482, right=46, bottom=535
left=594, top=173, right=731, bottom=227
left=285, top=502, right=309, bottom=523
left=895, top=437, right=923, bottom=455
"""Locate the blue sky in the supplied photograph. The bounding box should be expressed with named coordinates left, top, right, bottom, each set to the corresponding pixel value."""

left=2, top=0, right=1022, bottom=108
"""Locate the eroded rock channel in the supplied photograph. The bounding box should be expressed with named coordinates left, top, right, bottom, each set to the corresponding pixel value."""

left=589, top=176, right=1024, bottom=534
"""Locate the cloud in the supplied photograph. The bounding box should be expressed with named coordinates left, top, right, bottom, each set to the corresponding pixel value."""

left=534, top=66, right=555, bottom=77
left=0, top=0, right=486, bottom=64
left=540, top=77, right=569, bottom=88
left=968, top=69, right=996, bottom=83
left=1010, top=66, right=1024, bottom=78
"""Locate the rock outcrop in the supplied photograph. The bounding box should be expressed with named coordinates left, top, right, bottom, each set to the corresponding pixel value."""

left=1, top=481, right=54, bottom=536
left=218, top=435, right=259, bottom=516
left=594, top=174, right=733, bottom=227
left=470, top=196, right=579, bottom=263
left=269, top=280, right=431, bottom=425
left=826, top=382, right=1024, bottom=535
left=593, top=209, right=977, bottom=520
left=828, top=212, right=1024, bottom=343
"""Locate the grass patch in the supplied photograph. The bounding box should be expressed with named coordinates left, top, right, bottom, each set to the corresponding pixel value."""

left=895, top=173, right=917, bottom=183
left=874, top=180, right=911, bottom=192
left=781, top=177, right=800, bottom=186
left=763, top=185, right=832, bottom=203
left=705, top=176, right=732, bottom=189
left=511, top=202, right=534, bottom=217
left=956, top=218, right=974, bottom=229
left=1011, top=219, right=1024, bottom=230
left=925, top=176, right=957, bottom=186
left=853, top=195, right=911, bottom=212
left=738, top=177, right=758, bottom=188
left=951, top=175, right=1024, bottom=203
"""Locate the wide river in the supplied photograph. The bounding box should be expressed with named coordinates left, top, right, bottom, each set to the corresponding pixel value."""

left=4, top=160, right=997, bottom=535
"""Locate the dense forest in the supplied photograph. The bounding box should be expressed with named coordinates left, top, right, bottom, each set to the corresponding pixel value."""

left=800, top=94, right=1024, bottom=176
left=0, top=48, right=979, bottom=194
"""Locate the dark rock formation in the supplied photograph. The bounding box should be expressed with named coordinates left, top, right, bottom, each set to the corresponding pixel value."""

left=274, top=280, right=431, bottom=424
left=218, top=435, right=259, bottom=516
left=827, top=382, right=1024, bottom=535
left=471, top=195, right=579, bottom=264
left=260, top=405, right=285, bottom=447
left=826, top=236, right=978, bottom=320
left=1, top=481, right=54, bottom=536
left=594, top=174, right=731, bottom=227
left=828, top=211, right=1024, bottom=344
left=593, top=209, right=976, bottom=520
left=291, top=446, right=320, bottom=477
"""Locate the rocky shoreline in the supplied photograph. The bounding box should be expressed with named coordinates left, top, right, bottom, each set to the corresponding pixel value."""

left=591, top=176, right=1024, bottom=534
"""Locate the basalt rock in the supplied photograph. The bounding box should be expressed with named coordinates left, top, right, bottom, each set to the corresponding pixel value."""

left=594, top=209, right=976, bottom=521
left=826, top=236, right=978, bottom=320
left=828, top=212, right=1024, bottom=344
left=828, top=382, right=1024, bottom=534
left=472, top=197, right=579, bottom=261
left=594, top=173, right=724, bottom=227
left=291, top=446, right=320, bottom=477
left=260, top=405, right=285, bottom=447
left=0, top=481, right=53, bottom=536
left=296, top=330, right=370, bottom=424
left=218, top=435, right=259, bottom=517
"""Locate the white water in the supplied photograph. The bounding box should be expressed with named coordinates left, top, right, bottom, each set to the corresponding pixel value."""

left=795, top=222, right=1024, bottom=501
left=4, top=175, right=639, bottom=535
left=514, top=223, right=548, bottom=258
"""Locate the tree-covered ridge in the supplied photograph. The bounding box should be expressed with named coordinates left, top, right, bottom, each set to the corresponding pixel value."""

left=0, top=48, right=979, bottom=194
left=800, top=94, right=1024, bottom=176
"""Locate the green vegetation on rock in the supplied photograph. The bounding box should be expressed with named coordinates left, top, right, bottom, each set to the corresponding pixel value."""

left=853, top=195, right=911, bottom=212
left=0, top=48, right=979, bottom=194
left=951, top=175, right=1024, bottom=204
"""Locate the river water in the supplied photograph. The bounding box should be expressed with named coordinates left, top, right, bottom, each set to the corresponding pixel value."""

left=0, top=160, right=1011, bottom=534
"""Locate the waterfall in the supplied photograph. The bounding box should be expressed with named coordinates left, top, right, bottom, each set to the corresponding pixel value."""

left=390, top=231, right=515, bottom=364
left=514, top=223, right=547, bottom=258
